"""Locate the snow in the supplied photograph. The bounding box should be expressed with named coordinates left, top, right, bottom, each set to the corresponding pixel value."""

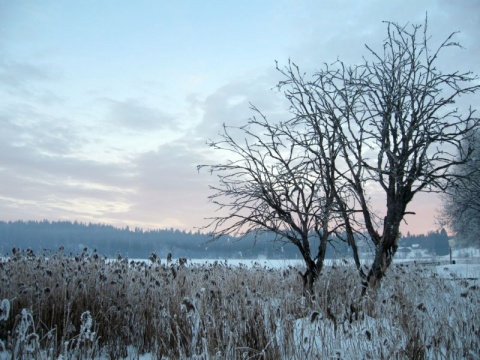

left=435, top=263, right=480, bottom=279
left=291, top=313, right=399, bottom=359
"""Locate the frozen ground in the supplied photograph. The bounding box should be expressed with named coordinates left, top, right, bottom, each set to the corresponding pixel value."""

left=172, top=246, right=480, bottom=269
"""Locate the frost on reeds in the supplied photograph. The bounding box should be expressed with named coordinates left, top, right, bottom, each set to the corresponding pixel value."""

left=0, top=248, right=478, bottom=359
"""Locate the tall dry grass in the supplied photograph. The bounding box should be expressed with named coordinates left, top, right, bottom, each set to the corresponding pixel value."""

left=0, top=248, right=478, bottom=359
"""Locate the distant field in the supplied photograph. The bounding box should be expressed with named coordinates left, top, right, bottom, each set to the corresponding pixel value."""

left=0, top=248, right=478, bottom=359
left=132, top=245, right=480, bottom=269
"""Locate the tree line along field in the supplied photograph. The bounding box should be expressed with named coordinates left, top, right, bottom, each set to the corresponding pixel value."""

left=0, top=248, right=478, bottom=359
left=0, top=220, right=451, bottom=260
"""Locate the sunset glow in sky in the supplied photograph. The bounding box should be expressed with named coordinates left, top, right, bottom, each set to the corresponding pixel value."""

left=1, top=0, right=479, bottom=234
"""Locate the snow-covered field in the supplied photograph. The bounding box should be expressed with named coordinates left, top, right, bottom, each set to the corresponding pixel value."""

left=0, top=248, right=478, bottom=359
left=436, top=262, right=480, bottom=279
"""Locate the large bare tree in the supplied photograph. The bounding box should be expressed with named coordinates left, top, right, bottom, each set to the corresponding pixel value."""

left=199, top=109, right=363, bottom=294
left=200, top=18, right=478, bottom=294
left=276, top=19, right=479, bottom=291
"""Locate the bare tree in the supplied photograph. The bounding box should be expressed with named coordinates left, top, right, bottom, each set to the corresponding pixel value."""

left=198, top=108, right=362, bottom=294
left=441, top=132, right=480, bottom=248
left=200, top=18, right=478, bottom=295
left=276, top=19, right=479, bottom=291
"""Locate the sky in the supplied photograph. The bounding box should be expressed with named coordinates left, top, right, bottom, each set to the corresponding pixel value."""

left=1, top=0, right=479, bottom=234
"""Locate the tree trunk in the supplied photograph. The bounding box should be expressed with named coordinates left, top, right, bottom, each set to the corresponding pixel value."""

left=360, top=197, right=404, bottom=294
left=362, top=231, right=399, bottom=295
left=300, top=231, right=328, bottom=296
left=300, top=268, right=317, bottom=296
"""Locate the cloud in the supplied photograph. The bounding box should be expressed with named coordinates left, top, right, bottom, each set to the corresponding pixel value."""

left=0, top=59, right=53, bottom=85
left=0, top=103, right=216, bottom=230
left=102, top=98, right=179, bottom=131
left=191, top=68, right=289, bottom=141
left=0, top=0, right=477, bottom=234
left=0, top=143, right=137, bottom=223
left=0, top=58, right=63, bottom=105
left=0, top=133, right=135, bottom=199
left=436, top=0, right=480, bottom=71
left=0, top=152, right=136, bottom=225
left=273, top=0, right=479, bottom=76
left=119, top=142, right=215, bottom=230
left=0, top=106, right=138, bottom=224
left=0, top=107, right=82, bottom=158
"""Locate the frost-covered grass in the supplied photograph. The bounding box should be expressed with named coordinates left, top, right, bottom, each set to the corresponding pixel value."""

left=0, top=248, right=478, bottom=359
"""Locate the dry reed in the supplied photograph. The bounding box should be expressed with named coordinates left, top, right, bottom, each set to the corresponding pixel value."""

left=0, top=248, right=478, bottom=359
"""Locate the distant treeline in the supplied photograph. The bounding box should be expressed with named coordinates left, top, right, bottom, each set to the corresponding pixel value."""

left=0, top=220, right=450, bottom=259
left=0, top=220, right=344, bottom=259
left=399, top=229, right=450, bottom=256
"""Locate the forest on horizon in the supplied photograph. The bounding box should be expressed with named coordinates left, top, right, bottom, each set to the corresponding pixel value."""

left=0, top=220, right=450, bottom=260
